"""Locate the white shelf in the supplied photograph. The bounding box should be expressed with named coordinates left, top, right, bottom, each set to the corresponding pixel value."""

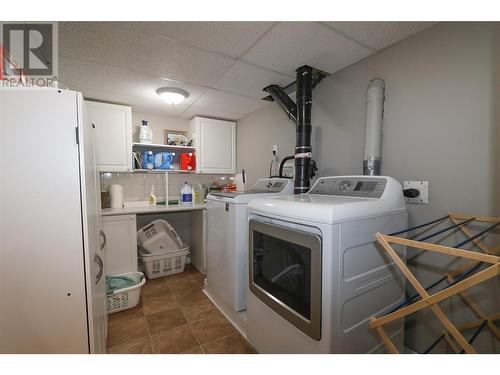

left=132, top=142, right=195, bottom=151
left=133, top=169, right=195, bottom=174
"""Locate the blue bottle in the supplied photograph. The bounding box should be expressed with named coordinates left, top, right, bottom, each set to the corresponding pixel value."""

left=154, top=152, right=175, bottom=170
left=142, top=150, right=155, bottom=170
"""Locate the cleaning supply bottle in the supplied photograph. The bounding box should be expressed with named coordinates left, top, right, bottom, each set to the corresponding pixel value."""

left=193, top=184, right=203, bottom=204
left=143, top=150, right=155, bottom=170
left=180, top=182, right=193, bottom=204
left=139, top=120, right=153, bottom=144
left=148, top=185, right=157, bottom=206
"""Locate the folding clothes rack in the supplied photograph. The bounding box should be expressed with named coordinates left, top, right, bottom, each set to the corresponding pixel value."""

left=369, top=212, right=500, bottom=354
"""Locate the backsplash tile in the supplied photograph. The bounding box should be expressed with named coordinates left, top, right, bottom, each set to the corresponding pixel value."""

left=100, top=172, right=234, bottom=202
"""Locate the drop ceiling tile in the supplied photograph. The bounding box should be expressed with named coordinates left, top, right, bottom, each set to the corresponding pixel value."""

left=59, top=22, right=235, bottom=86
left=324, top=22, right=437, bottom=50
left=129, top=101, right=189, bottom=118
left=193, top=88, right=268, bottom=115
left=212, top=61, right=293, bottom=99
left=76, top=87, right=189, bottom=117
left=120, top=22, right=276, bottom=57
left=180, top=105, right=244, bottom=121
left=241, top=22, right=372, bottom=76
left=59, top=57, right=206, bottom=106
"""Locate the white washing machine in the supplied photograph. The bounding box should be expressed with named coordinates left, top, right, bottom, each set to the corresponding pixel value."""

left=246, top=175, right=408, bottom=353
left=205, top=178, right=293, bottom=334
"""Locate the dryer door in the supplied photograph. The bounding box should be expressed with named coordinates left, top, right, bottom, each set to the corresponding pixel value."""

left=249, top=219, right=322, bottom=340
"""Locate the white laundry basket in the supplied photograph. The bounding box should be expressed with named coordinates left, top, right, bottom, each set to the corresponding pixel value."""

left=137, top=219, right=190, bottom=279
left=106, top=272, right=146, bottom=314
left=140, top=248, right=189, bottom=279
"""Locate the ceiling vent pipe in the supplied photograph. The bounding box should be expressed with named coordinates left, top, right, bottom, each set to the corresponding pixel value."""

left=294, top=65, right=313, bottom=194
left=263, top=65, right=327, bottom=194
left=363, top=78, right=385, bottom=176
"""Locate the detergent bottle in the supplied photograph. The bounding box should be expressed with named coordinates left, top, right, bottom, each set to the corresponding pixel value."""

left=143, top=150, right=155, bottom=170
left=139, top=120, right=153, bottom=144
left=148, top=185, right=157, bottom=206
left=180, top=182, right=193, bottom=204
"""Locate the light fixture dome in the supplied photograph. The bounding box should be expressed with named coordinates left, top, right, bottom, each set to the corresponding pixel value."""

left=156, top=87, right=189, bottom=105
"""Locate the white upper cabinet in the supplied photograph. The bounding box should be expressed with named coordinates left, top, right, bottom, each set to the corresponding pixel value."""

left=190, top=117, right=236, bottom=174
left=86, top=101, right=132, bottom=172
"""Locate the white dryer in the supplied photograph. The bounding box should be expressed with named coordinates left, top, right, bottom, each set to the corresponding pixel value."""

left=246, top=175, right=408, bottom=353
left=205, top=178, right=293, bottom=334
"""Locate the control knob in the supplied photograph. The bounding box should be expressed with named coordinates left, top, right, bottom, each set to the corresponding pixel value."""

left=339, top=181, right=351, bottom=192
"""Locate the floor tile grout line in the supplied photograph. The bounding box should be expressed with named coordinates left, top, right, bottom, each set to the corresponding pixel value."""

left=143, top=297, right=156, bottom=354
left=202, top=331, right=240, bottom=347
left=149, top=321, right=197, bottom=354
left=188, top=325, right=206, bottom=354
left=168, top=275, right=203, bottom=353
left=107, top=268, right=218, bottom=354
left=171, top=270, right=215, bottom=353
left=105, top=305, right=150, bottom=352
left=202, top=330, right=257, bottom=354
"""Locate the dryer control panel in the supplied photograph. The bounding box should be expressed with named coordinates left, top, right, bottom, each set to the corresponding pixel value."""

left=308, top=176, right=387, bottom=198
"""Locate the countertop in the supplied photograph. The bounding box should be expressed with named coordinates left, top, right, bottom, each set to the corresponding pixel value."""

left=101, top=203, right=206, bottom=216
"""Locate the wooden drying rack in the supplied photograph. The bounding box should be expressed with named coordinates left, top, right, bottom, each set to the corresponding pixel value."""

left=370, top=212, right=500, bottom=354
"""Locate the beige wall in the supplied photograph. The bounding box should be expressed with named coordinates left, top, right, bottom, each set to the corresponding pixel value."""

left=236, top=102, right=295, bottom=185
left=237, top=22, right=499, bottom=352
left=132, top=111, right=189, bottom=144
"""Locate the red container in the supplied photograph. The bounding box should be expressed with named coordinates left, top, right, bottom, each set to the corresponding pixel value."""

left=180, top=152, right=196, bottom=171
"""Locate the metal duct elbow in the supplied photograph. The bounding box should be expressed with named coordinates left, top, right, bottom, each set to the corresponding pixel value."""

left=263, top=84, right=297, bottom=124
left=363, top=78, right=385, bottom=176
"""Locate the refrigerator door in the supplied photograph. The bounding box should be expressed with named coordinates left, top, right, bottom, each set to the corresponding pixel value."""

left=0, top=88, right=90, bottom=353
left=77, top=94, right=107, bottom=353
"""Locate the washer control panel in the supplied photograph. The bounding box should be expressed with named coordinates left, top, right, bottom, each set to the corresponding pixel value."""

left=308, top=177, right=387, bottom=198
left=250, top=178, right=293, bottom=193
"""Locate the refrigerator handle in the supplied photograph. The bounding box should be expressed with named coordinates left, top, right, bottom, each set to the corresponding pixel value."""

left=99, top=230, right=107, bottom=251
left=94, top=254, right=104, bottom=285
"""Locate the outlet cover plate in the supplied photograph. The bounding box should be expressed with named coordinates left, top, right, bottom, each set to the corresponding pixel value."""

left=404, top=180, right=429, bottom=204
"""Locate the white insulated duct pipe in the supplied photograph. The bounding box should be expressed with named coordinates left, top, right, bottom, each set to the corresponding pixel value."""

left=363, top=78, right=385, bottom=176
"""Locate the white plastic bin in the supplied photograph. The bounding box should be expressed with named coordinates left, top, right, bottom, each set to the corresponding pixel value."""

left=106, top=271, right=146, bottom=314
left=140, top=248, right=189, bottom=279
left=137, top=219, right=186, bottom=255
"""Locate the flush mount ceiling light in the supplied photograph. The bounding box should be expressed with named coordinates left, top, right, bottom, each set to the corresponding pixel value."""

left=156, top=87, right=189, bottom=105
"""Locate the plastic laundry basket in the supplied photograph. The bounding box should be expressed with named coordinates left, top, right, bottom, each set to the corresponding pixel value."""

left=137, top=219, right=186, bottom=254
left=106, top=271, right=146, bottom=314
left=137, top=219, right=190, bottom=279
left=139, top=248, right=189, bottom=279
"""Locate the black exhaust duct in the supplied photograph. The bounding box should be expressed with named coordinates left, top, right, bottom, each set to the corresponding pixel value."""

left=263, top=65, right=327, bottom=194
left=294, top=65, right=313, bottom=193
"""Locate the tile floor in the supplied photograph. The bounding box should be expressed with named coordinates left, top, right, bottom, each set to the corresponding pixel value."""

left=106, top=264, right=256, bottom=354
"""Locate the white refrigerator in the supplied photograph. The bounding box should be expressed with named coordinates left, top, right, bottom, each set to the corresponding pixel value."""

left=0, top=88, right=107, bottom=353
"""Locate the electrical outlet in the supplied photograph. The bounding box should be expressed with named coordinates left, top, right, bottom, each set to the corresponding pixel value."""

left=273, top=144, right=278, bottom=154
left=403, top=181, right=429, bottom=204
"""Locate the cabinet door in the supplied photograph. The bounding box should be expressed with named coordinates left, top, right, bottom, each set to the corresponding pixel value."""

left=86, top=101, right=132, bottom=172
left=78, top=94, right=107, bottom=353
left=102, top=215, right=138, bottom=276
left=198, top=118, right=236, bottom=174
left=0, top=89, right=89, bottom=353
